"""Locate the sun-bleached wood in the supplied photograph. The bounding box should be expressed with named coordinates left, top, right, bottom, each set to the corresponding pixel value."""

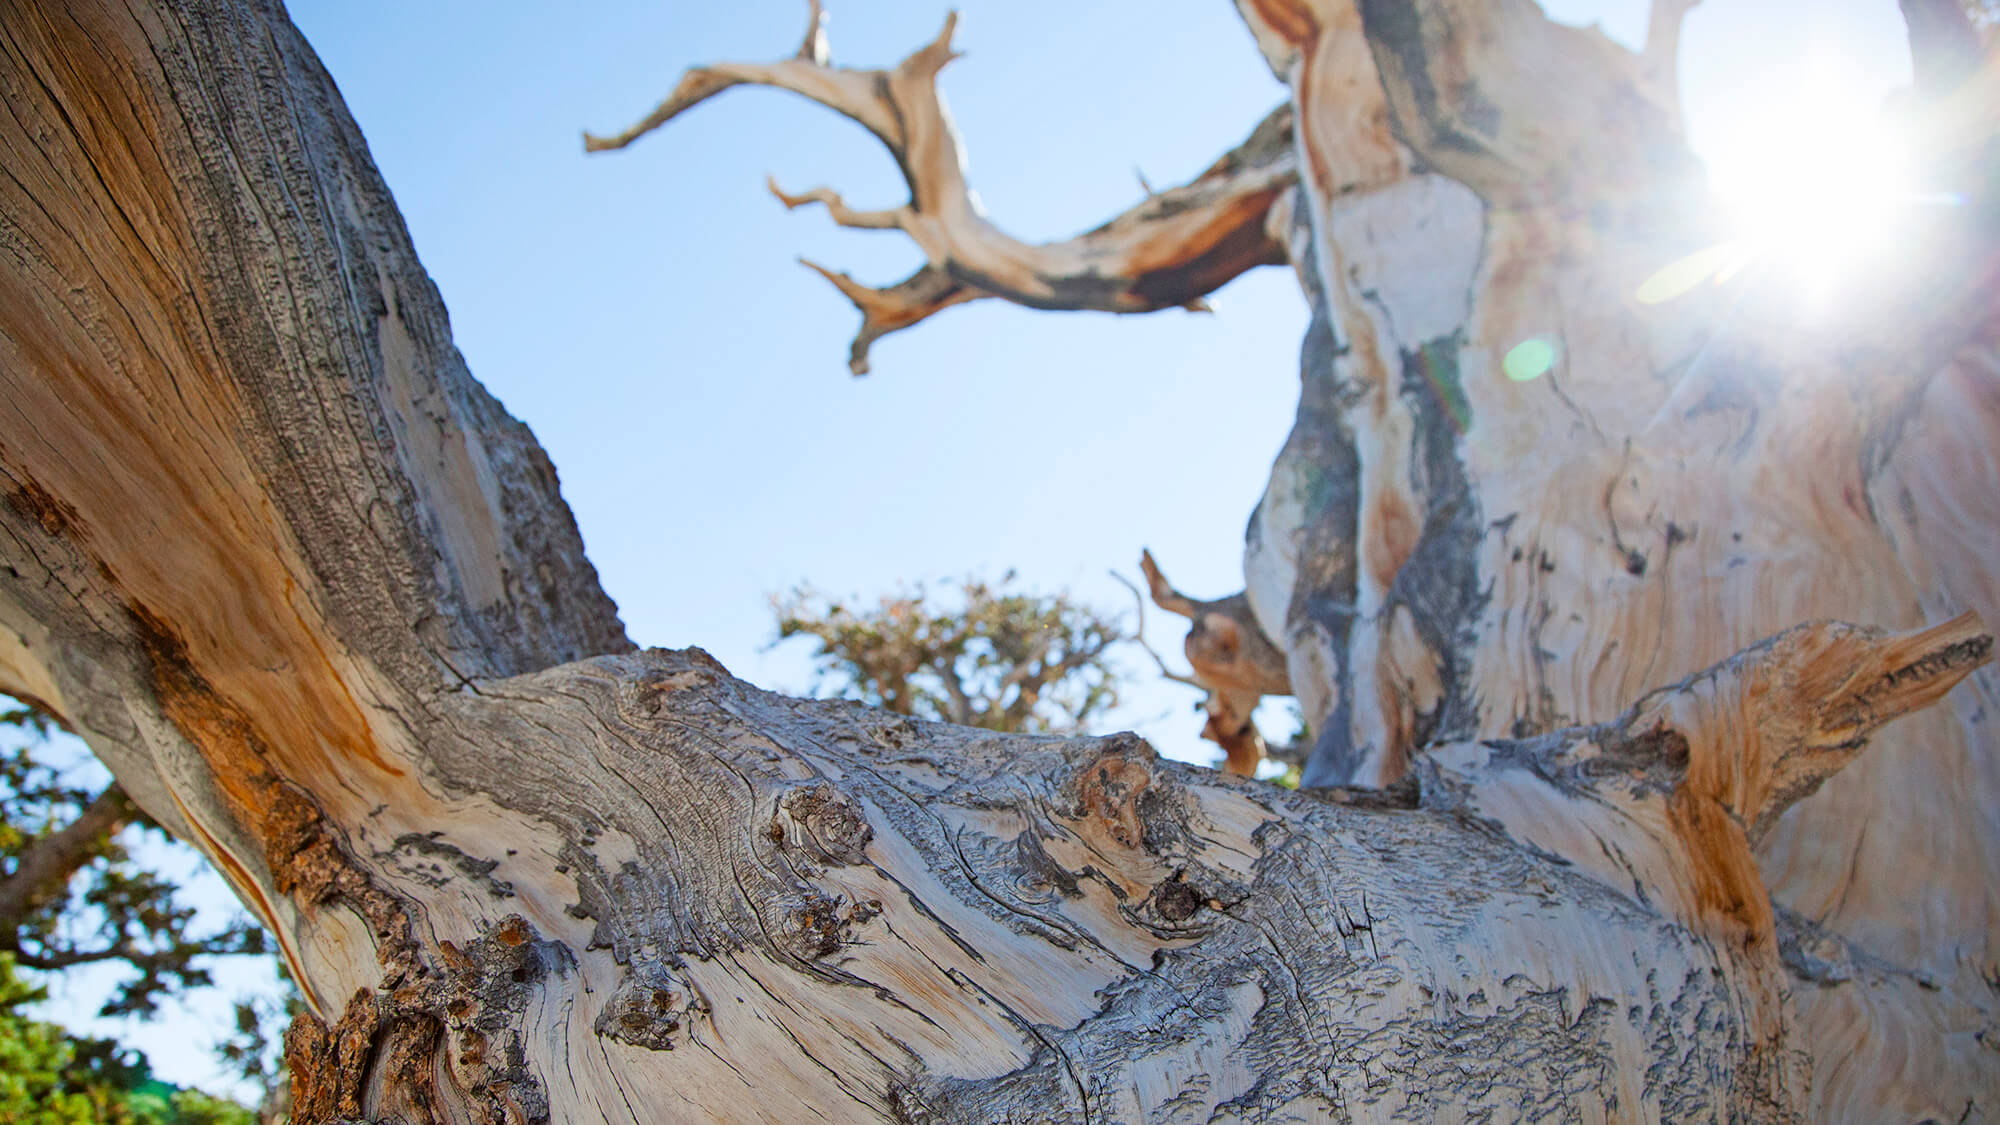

left=1230, top=0, right=2000, bottom=1116
left=584, top=4, right=1297, bottom=375
left=2, top=0, right=1998, bottom=1121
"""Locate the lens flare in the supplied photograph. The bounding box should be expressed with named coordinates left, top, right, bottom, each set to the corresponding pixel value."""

left=1636, top=243, right=1749, bottom=306
left=1504, top=338, right=1557, bottom=382
left=1639, top=51, right=1925, bottom=313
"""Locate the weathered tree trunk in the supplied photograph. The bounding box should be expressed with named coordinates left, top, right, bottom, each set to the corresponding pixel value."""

left=1, top=0, right=1995, bottom=1122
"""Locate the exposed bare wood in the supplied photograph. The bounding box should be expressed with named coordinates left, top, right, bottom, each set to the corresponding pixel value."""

left=0, top=0, right=629, bottom=1018
left=1903, top=0, right=1988, bottom=96
left=1216, top=0, right=2000, bottom=1115
left=1359, top=0, right=1702, bottom=205
left=1139, top=549, right=1291, bottom=776
left=585, top=9, right=1296, bottom=374
left=1424, top=614, right=1994, bottom=949
left=4, top=0, right=1999, bottom=1120
left=1641, top=0, right=1700, bottom=127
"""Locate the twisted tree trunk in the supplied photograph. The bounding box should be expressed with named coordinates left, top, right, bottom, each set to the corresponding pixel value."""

left=0, top=1, right=1995, bottom=1122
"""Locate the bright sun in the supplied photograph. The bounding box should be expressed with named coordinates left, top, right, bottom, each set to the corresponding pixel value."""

left=1642, top=52, right=1928, bottom=311
left=1711, top=56, right=1917, bottom=287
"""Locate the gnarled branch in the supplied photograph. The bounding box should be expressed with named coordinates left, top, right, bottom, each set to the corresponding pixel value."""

left=1419, top=612, right=1994, bottom=949
left=1139, top=549, right=1292, bottom=776
left=585, top=6, right=1297, bottom=373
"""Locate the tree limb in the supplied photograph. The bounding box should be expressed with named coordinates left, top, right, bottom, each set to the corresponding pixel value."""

left=935, top=653, right=977, bottom=727
left=1108, top=569, right=1203, bottom=690
left=0, top=785, right=133, bottom=930
left=1354, top=0, right=1700, bottom=205
left=1138, top=549, right=1291, bottom=775
left=6, top=944, right=136, bottom=971
left=1418, top=612, right=1994, bottom=950
left=585, top=6, right=1297, bottom=373
left=5, top=0, right=1996, bottom=1116
left=1642, top=0, right=1700, bottom=128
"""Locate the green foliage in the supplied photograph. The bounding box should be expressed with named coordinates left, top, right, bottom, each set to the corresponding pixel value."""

left=0, top=703, right=271, bottom=1121
left=0, top=954, right=253, bottom=1125
left=160, top=1089, right=258, bottom=1125
left=0, top=703, right=265, bottom=1018
left=0, top=953, right=99, bottom=1124
left=774, top=574, right=1128, bottom=734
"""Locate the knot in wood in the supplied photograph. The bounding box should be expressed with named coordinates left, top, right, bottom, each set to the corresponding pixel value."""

left=1594, top=720, right=1691, bottom=781
left=773, top=781, right=874, bottom=866
left=430, top=915, right=565, bottom=1120
left=593, top=961, right=698, bottom=1052
left=634, top=663, right=715, bottom=714
left=1067, top=735, right=1166, bottom=851
left=780, top=892, right=849, bottom=961
left=1151, top=876, right=1203, bottom=922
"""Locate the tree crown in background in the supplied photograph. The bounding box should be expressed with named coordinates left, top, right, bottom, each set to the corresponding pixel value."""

left=0, top=953, right=253, bottom=1124
left=0, top=704, right=265, bottom=1017
left=0, top=703, right=277, bottom=1117
left=774, top=576, right=1128, bottom=734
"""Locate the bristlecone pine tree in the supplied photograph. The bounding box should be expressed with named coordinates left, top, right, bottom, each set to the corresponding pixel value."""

left=1, top=0, right=1996, bottom=1120
left=0, top=703, right=268, bottom=1020
left=773, top=578, right=1126, bottom=735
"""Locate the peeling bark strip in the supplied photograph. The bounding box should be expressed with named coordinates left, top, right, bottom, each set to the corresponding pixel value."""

left=3, top=0, right=2000, bottom=1121
left=584, top=5, right=1296, bottom=374
left=284, top=913, right=565, bottom=1124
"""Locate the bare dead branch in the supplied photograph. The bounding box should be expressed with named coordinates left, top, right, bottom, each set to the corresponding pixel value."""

left=585, top=6, right=1296, bottom=373
left=1626, top=610, right=1994, bottom=845
left=797, top=0, right=829, bottom=65
left=767, top=179, right=906, bottom=231
left=1137, top=548, right=1202, bottom=620
left=1109, top=569, right=1203, bottom=689
left=1133, top=550, right=1292, bottom=776
left=1136, top=551, right=1290, bottom=697
left=795, top=261, right=982, bottom=375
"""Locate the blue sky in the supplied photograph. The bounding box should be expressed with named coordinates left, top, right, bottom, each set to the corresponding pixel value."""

left=26, top=0, right=1912, bottom=1098
left=287, top=0, right=1314, bottom=746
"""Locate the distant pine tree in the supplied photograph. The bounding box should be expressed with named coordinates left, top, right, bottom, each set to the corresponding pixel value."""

left=774, top=574, right=1127, bottom=734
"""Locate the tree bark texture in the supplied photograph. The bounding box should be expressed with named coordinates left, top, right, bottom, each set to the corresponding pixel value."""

left=2, top=0, right=1997, bottom=1122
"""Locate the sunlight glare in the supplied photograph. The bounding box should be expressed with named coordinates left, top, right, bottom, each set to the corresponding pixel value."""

left=1698, top=52, right=1917, bottom=307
